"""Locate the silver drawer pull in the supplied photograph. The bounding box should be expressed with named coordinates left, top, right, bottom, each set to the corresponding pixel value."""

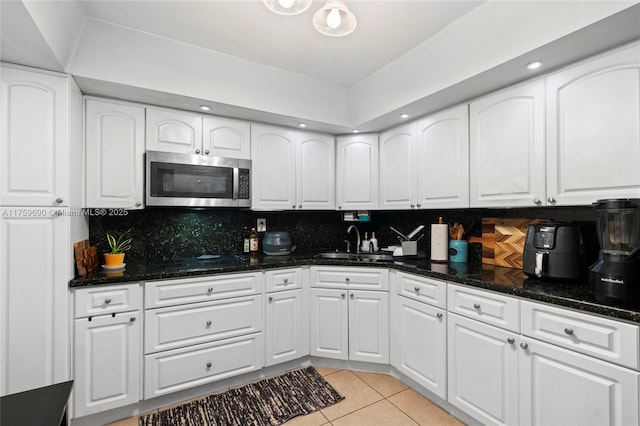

left=206, top=362, right=212, bottom=368
left=345, top=277, right=350, bottom=283
left=520, top=342, right=529, bottom=350
left=341, top=293, right=345, bottom=299
left=283, top=278, right=288, bottom=284
left=414, top=286, right=420, bottom=293
left=350, top=293, right=355, bottom=300
left=206, top=320, right=212, bottom=327
left=268, top=296, right=273, bottom=303
left=104, top=298, right=112, bottom=304
left=436, top=313, right=443, bottom=319
left=207, top=288, right=213, bottom=293
left=129, top=317, right=136, bottom=323
left=507, top=337, right=515, bottom=344
left=473, top=303, right=481, bottom=309
left=564, top=328, right=574, bottom=336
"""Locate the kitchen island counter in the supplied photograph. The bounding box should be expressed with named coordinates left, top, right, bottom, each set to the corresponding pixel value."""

left=69, top=252, right=640, bottom=323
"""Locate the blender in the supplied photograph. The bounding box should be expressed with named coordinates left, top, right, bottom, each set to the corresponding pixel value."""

left=589, top=199, right=640, bottom=307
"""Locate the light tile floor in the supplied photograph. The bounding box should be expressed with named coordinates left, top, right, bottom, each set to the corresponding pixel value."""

left=107, top=367, right=464, bottom=426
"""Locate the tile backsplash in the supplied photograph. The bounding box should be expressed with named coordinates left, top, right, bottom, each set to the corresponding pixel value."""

left=89, top=206, right=599, bottom=264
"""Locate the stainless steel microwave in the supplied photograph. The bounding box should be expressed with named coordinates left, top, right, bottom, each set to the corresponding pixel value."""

left=145, top=151, right=251, bottom=207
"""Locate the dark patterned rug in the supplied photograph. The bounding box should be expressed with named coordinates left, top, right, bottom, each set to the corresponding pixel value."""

left=139, top=367, right=344, bottom=426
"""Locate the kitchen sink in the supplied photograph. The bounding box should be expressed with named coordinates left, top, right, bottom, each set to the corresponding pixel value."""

left=314, top=252, right=395, bottom=262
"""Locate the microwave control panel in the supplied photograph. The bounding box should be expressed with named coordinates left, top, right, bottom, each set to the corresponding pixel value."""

left=238, top=169, right=250, bottom=199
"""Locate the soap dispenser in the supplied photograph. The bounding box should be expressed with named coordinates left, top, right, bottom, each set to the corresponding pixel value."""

left=370, top=232, right=378, bottom=252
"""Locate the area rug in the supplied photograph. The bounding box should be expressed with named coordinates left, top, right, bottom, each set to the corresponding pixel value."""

left=139, top=366, right=344, bottom=426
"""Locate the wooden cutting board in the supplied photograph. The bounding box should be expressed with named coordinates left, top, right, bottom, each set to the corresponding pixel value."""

left=74, top=240, right=99, bottom=277
left=469, top=218, right=546, bottom=269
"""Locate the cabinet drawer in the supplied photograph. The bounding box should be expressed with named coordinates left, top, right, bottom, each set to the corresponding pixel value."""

left=144, top=295, right=262, bottom=354
left=521, top=300, right=640, bottom=370
left=447, top=284, right=519, bottom=332
left=310, top=266, right=389, bottom=290
left=395, top=272, right=446, bottom=308
left=265, top=268, right=303, bottom=292
left=74, top=283, right=141, bottom=318
left=145, top=272, right=262, bottom=308
left=144, top=332, right=264, bottom=398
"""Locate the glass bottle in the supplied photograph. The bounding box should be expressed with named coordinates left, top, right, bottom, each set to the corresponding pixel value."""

left=243, top=227, right=250, bottom=253
left=249, top=227, right=259, bottom=254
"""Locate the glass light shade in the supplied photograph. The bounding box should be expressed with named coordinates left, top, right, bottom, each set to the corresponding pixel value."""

left=263, top=0, right=312, bottom=15
left=313, top=0, right=357, bottom=37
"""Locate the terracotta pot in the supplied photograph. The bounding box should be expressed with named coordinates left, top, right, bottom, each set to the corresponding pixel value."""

left=104, top=252, right=125, bottom=267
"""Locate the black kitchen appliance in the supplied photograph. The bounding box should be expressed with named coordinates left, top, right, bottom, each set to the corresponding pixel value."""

left=523, top=222, right=583, bottom=280
left=589, top=199, right=640, bottom=307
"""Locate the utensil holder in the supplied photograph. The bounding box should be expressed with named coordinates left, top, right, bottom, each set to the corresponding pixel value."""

left=449, top=240, right=468, bottom=263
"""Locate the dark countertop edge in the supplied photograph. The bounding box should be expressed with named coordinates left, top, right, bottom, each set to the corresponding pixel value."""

left=69, top=256, right=640, bottom=324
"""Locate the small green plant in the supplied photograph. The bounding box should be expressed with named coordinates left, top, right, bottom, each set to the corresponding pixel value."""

left=106, top=228, right=133, bottom=254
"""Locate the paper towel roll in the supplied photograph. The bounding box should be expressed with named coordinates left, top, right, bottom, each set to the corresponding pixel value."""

left=431, top=223, right=449, bottom=263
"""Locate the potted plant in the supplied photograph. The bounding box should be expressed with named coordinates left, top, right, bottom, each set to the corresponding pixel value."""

left=104, top=228, right=133, bottom=267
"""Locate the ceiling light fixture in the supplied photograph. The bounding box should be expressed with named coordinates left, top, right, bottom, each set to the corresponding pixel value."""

left=526, top=60, right=543, bottom=70
left=313, top=0, right=357, bottom=37
left=262, top=0, right=312, bottom=15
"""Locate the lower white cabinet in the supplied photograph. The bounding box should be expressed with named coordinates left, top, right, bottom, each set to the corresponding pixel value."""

left=391, top=295, right=446, bottom=399
left=73, top=283, right=142, bottom=418
left=265, top=289, right=308, bottom=366
left=310, top=288, right=389, bottom=364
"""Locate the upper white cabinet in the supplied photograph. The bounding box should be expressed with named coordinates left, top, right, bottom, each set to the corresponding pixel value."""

left=251, top=124, right=334, bottom=210
left=85, top=98, right=145, bottom=209
left=146, top=107, right=251, bottom=159
left=336, top=134, right=379, bottom=210
left=379, top=105, right=469, bottom=210
left=470, top=79, right=546, bottom=208
left=1, top=66, right=69, bottom=207
left=546, top=43, right=640, bottom=205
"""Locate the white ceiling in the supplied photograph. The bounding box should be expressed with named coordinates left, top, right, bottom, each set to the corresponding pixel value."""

left=78, top=0, right=484, bottom=87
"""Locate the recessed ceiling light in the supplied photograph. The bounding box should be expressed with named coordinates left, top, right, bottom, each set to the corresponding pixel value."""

left=352, top=129, right=360, bottom=133
left=298, top=123, right=307, bottom=128
left=400, top=113, right=410, bottom=119
left=199, top=105, right=211, bottom=111
left=526, top=61, right=543, bottom=70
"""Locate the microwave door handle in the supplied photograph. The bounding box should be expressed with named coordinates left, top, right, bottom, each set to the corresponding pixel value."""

left=232, top=167, right=239, bottom=200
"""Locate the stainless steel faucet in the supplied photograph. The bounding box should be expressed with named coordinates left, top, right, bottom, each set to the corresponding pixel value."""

left=347, top=225, right=361, bottom=253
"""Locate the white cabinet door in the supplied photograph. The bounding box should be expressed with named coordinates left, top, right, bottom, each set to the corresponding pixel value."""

left=74, top=312, right=140, bottom=417
left=265, top=289, right=307, bottom=367
left=1, top=66, right=68, bottom=207
left=203, top=116, right=251, bottom=159
left=251, top=125, right=297, bottom=210
left=146, top=107, right=203, bottom=154
left=379, top=123, right=417, bottom=210
left=546, top=43, right=640, bottom=205
left=416, top=105, right=469, bottom=209
left=391, top=296, right=446, bottom=399
left=448, top=312, right=519, bottom=426
left=0, top=212, right=69, bottom=395
left=349, top=290, right=389, bottom=364
left=336, top=134, right=379, bottom=210
left=519, top=337, right=639, bottom=426
left=297, top=132, right=335, bottom=210
left=85, top=99, right=145, bottom=209
left=310, top=288, right=348, bottom=360
left=470, top=79, right=546, bottom=207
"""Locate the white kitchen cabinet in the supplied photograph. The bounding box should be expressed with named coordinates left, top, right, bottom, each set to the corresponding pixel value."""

left=545, top=42, right=640, bottom=205
left=251, top=125, right=334, bottom=210
left=265, top=289, right=307, bottom=367
left=379, top=123, right=417, bottom=209
left=1, top=65, right=69, bottom=207
left=335, top=134, right=379, bottom=210
left=203, top=116, right=251, bottom=159
left=469, top=79, right=546, bottom=208
left=85, top=98, right=145, bottom=209
left=0, top=212, right=70, bottom=395
left=310, top=285, right=389, bottom=364
left=73, top=283, right=142, bottom=417
left=519, top=336, right=639, bottom=426
left=447, top=312, right=519, bottom=426
left=145, top=107, right=202, bottom=154
left=415, top=105, right=469, bottom=209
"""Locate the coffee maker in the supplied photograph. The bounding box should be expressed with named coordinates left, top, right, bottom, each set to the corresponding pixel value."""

left=589, top=199, right=640, bottom=307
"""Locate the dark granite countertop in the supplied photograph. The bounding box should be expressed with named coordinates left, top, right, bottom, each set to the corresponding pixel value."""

left=70, top=252, right=640, bottom=324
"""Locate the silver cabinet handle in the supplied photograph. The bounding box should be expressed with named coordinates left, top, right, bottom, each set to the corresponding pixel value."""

left=533, top=198, right=542, bottom=205
left=206, top=320, right=212, bottom=326
left=207, top=287, right=213, bottom=293
left=55, top=198, right=63, bottom=204
left=341, top=293, right=345, bottom=299
left=129, top=317, right=136, bottom=323
left=436, top=313, right=443, bottom=319
left=473, top=303, right=481, bottom=309
left=292, top=205, right=296, bottom=209
left=416, top=204, right=421, bottom=208
left=283, top=278, right=288, bottom=284
left=298, top=205, right=302, bottom=209
left=414, top=286, right=420, bottom=293
left=564, top=328, right=574, bottom=335
left=196, top=149, right=201, bottom=154
left=410, top=204, right=415, bottom=208
left=520, top=342, right=529, bottom=350
left=507, top=337, right=515, bottom=344
left=135, top=202, right=142, bottom=207
left=338, top=206, right=342, bottom=210
left=548, top=197, right=556, bottom=204
left=204, top=150, right=210, bottom=155
left=345, top=277, right=350, bottom=283
left=350, top=293, right=355, bottom=300
left=268, top=296, right=273, bottom=302
left=104, top=298, right=112, bottom=304
left=206, top=362, right=212, bottom=368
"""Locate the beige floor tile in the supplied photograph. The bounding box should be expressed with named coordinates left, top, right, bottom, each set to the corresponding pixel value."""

left=388, top=389, right=464, bottom=426
left=352, top=370, right=409, bottom=397
left=332, top=399, right=419, bottom=426
left=105, top=414, right=143, bottom=426
left=284, top=410, right=330, bottom=426
left=313, top=366, right=342, bottom=377
left=320, top=370, right=384, bottom=421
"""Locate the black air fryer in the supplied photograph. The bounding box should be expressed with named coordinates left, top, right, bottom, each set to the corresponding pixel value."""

left=523, top=223, right=583, bottom=280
